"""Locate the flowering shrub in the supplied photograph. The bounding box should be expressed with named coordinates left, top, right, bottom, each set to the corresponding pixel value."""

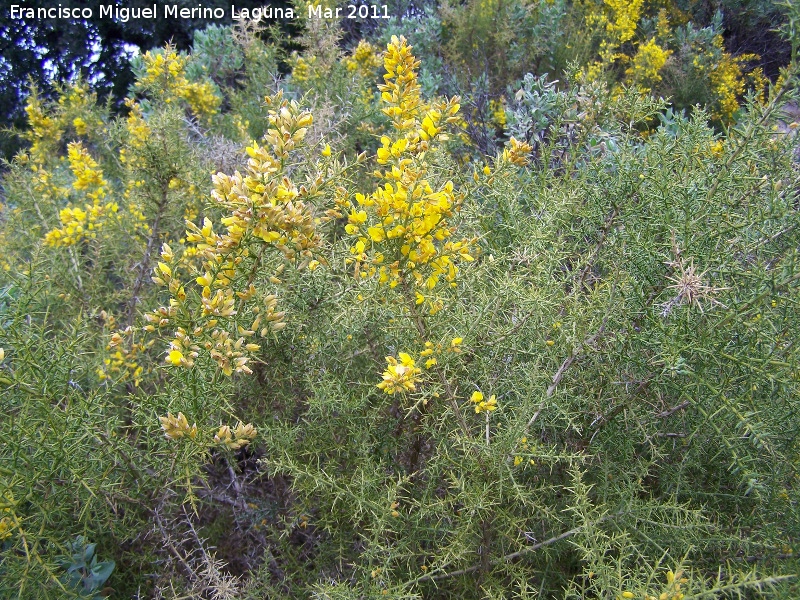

left=132, top=45, right=221, bottom=122
left=1, top=14, right=799, bottom=600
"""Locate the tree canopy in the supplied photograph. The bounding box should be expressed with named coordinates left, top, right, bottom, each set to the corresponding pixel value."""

left=0, top=0, right=282, bottom=160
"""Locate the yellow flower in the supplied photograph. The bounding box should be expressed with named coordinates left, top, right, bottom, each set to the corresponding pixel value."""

left=377, top=352, right=422, bottom=394
left=167, top=349, right=184, bottom=366
left=214, top=422, right=258, bottom=449
left=0, top=490, right=16, bottom=539
left=215, top=425, right=239, bottom=449
left=502, top=137, right=532, bottom=166
left=159, top=412, right=197, bottom=440
left=471, top=391, right=498, bottom=414
left=137, top=46, right=219, bottom=120
left=342, top=36, right=470, bottom=303
left=234, top=421, right=258, bottom=443
left=626, top=37, right=671, bottom=90
left=72, top=117, right=87, bottom=135
left=0, top=516, right=14, bottom=540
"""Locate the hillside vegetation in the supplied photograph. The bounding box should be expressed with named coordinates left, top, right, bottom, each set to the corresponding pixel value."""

left=1, top=1, right=799, bottom=597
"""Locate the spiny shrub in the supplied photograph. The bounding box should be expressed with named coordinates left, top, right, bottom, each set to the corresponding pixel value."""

left=1, top=24, right=799, bottom=600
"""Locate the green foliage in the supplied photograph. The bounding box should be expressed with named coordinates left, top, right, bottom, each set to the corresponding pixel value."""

left=0, top=0, right=287, bottom=162
left=1, top=11, right=799, bottom=600
left=439, top=0, right=568, bottom=95
left=57, top=536, right=115, bottom=598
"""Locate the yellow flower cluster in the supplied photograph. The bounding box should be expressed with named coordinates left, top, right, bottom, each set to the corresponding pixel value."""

left=344, top=37, right=474, bottom=312
left=98, top=318, right=152, bottom=386
left=377, top=352, right=422, bottom=394
left=379, top=36, right=427, bottom=130
left=602, top=0, right=642, bottom=46
left=489, top=98, right=507, bottom=130
left=708, top=54, right=747, bottom=121
left=137, top=46, right=220, bottom=121
left=159, top=412, right=198, bottom=440
left=20, top=86, right=152, bottom=265
left=692, top=36, right=765, bottom=122
left=117, top=100, right=179, bottom=239
left=120, top=99, right=151, bottom=168
left=27, top=164, right=67, bottom=204
left=344, top=40, right=382, bottom=78
left=149, top=240, right=271, bottom=377
left=584, top=0, right=652, bottom=86
left=419, top=340, right=438, bottom=368
left=470, top=390, right=497, bottom=414
left=160, top=412, right=258, bottom=448
left=587, top=0, right=644, bottom=64
left=58, top=82, right=102, bottom=135
left=502, top=137, right=534, bottom=167
left=0, top=490, right=16, bottom=540
left=626, top=38, right=672, bottom=91
left=20, top=82, right=101, bottom=164
left=622, top=568, right=690, bottom=600
left=44, top=143, right=120, bottom=247
left=376, top=337, right=467, bottom=394
left=290, top=53, right=316, bottom=84
left=207, top=98, right=323, bottom=264
left=652, top=569, right=689, bottom=600
left=72, top=117, right=88, bottom=135
left=420, top=336, right=466, bottom=366
left=43, top=202, right=114, bottom=247
left=67, top=142, right=107, bottom=198
left=23, top=89, right=64, bottom=163
left=24, top=93, right=57, bottom=136
left=214, top=421, right=258, bottom=450
left=151, top=93, right=332, bottom=376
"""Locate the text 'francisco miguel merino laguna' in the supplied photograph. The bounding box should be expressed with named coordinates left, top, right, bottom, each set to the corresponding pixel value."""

left=10, top=3, right=391, bottom=21
left=10, top=4, right=297, bottom=21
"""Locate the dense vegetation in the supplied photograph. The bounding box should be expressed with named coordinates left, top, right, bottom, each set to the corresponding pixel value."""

left=0, top=0, right=290, bottom=160
left=1, top=1, right=799, bottom=598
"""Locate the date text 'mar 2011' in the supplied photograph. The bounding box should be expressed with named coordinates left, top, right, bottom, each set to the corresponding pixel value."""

left=308, top=4, right=390, bottom=19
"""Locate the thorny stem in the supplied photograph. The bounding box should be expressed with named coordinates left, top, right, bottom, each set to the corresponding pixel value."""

left=401, top=278, right=428, bottom=340
left=401, top=277, right=472, bottom=440
left=182, top=505, right=212, bottom=564
left=441, top=370, right=472, bottom=441
left=95, top=429, right=157, bottom=480
left=546, top=323, right=607, bottom=398
left=121, top=179, right=169, bottom=417
left=577, top=207, right=618, bottom=291
left=68, top=247, right=84, bottom=292
left=126, top=179, right=170, bottom=328
left=399, top=511, right=624, bottom=588
left=547, top=278, right=619, bottom=398
left=154, top=509, right=196, bottom=581
left=16, top=520, right=72, bottom=596
left=716, top=270, right=800, bottom=328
